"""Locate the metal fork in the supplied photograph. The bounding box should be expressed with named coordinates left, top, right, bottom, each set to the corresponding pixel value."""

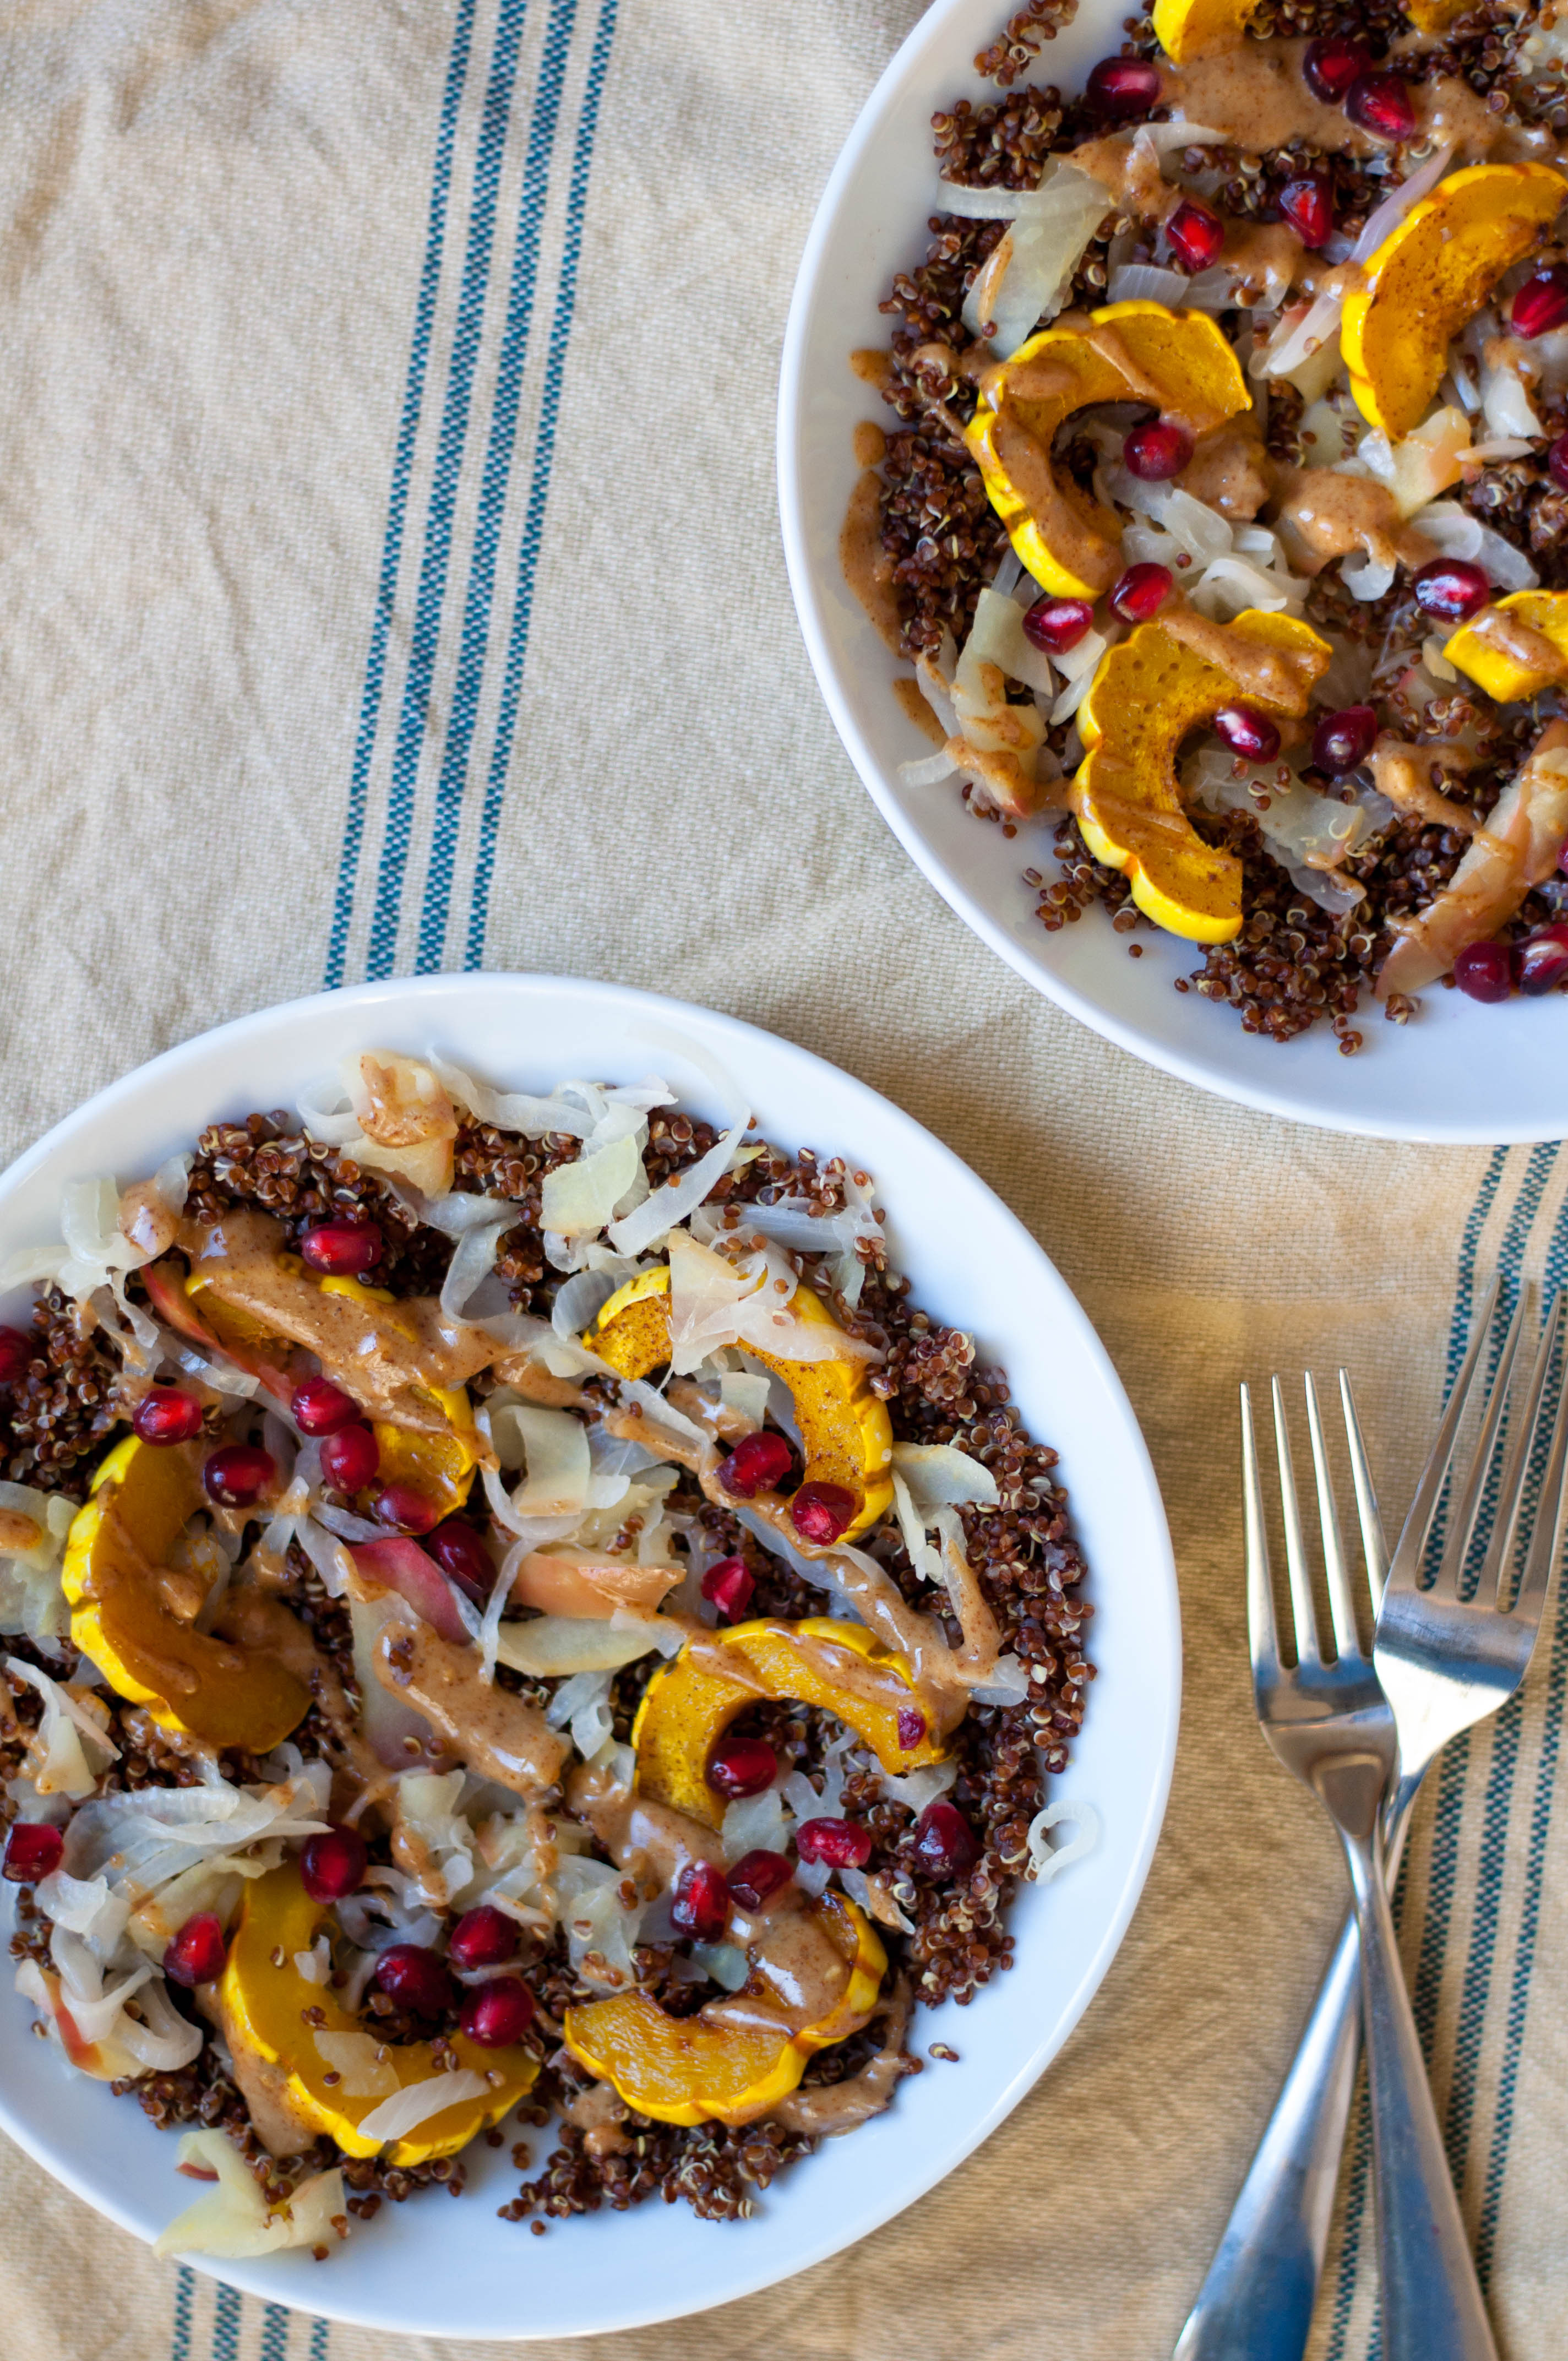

left=1176, top=1293, right=1568, bottom=2361
left=1224, top=1312, right=1567, bottom=2361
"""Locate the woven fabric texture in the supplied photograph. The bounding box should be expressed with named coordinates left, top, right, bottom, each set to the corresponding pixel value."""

left=0, top=4, right=1561, bottom=2357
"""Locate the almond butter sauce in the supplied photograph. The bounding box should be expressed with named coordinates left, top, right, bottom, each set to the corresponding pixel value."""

left=841, top=467, right=906, bottom=654
left=892, top=675, right=948, bottom=745
left=373, top=1617, right=570, bottom=1799
left=0, top=1506, right=43, bottom=1554
left=990, top=407, right=1122, bottom=594
left=766, top=1976, right=912, bottom=2137
left=1159, top=602, right=1319, bottom=709
left=1371, top=737, right=1484, bottom=831
left=1181, top=420, right=1275, bottom=521
left=563, top=2079, right=631, bottom=2159
left=1471, top=603, right=1568, bottom=681
left=1273, top=469, right=1436, bottom=574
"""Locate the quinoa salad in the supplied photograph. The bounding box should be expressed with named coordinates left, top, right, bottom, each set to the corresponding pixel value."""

left=843, top=0, right=1568, bottom=1047
left=0, top=1046, right=1094, bottom=2259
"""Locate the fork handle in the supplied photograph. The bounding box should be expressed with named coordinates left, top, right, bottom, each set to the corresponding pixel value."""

left=1172, top=1770, right=1423, bottom=2361
left=1342, top=1818, right=1499, bottom=2361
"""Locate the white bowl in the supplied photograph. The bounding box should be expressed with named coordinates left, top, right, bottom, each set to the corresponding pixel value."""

left=0, top=972, right=1178, bottom=2339
left=778, top=0, right=1565, bottom=1143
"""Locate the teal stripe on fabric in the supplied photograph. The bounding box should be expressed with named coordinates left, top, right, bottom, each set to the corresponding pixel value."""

left=324, top=0, right=478, bottom=990
left=212, top=2283, right=242, bottom=2361
left=465, top=0, right=620, bottom=965
left=366, top=0, right=529, bottom=981
left=416, top=0, right=579, bottom=971
left=1322, top=1143, right=1513, bottom=2361
left=170, top=2264, right=194, bottom=2361
left=309, top=2318, right=330, bottom=2361
left=259, top=2300, right=291, bottom=2361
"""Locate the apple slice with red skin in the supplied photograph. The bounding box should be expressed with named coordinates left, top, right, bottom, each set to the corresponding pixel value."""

left=350, top=1537, right=472, bottom=1645
left=141, top=1258, right=297, bottom=1406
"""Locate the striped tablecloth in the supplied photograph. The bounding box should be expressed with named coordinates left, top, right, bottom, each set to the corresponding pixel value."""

left=0, top=5, right=1564, bottom=2357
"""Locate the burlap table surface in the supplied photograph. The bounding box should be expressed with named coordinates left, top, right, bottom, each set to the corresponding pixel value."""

left=0, top=3, right=1562, bottom=2356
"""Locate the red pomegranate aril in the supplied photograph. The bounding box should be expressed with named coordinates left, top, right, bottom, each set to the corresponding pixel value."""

left=300, top=1826, right=368, bottom=1903
left=1110, top=562, right=1173, bottom=623
left=796, top=1817, right=873, bottom=1870
left=1213, top=706, right=1281, bottom=763
left=671, top=1859, right=731, bottom=1941
left=1302, top=34, right=1368, bottom=102
left=447, top=1904, right=520, bottom=1971
left=1346, top=72, right=1415, bottom=143
left=374, top=1943, right=455, bottom=2018
left=1511, top=267, right=1568, bottom=341
left=701, top=1554, right=755, bottom=1622
left=460, top=1976, right=536, bottom=2048
left=1278, top=174, right=1334, bottom=250
left=426, top=1517, right=493, bottom=1603
left=715, top=1429, right=794, bottom=1498
left=0, top=1328, right=31, bottom=1388
left=1123, top=420, right=1192, bottom=482
left=299, top=1222, right=383, bottom=1276
left=1550, top=433, right=1568, bottom=492
left=164, top=1911, right=227, bottom=1988
left=1312, top=704, right=1378, bottom=776
left=1022, top=595, right=1094, bottom=654
left=1085, top=56, right=1161, bottom=119
left=133, top=1386, right=205, bottom=1447
left=1166, top=199, right=1224, bottom=274
left=3, top=1821, right=63, bottom=1882
left=912, top=1800, right=981, bottom=1879
left=791, top=1481, right=858, bottom=1546
left=202, top=1443, right=275, bottom=1509
left=1453, top=940, right=1516, bottom=1004
left=1412, top=558, right=1490, bottom=624
left=319, top=1422, right=379, bottom=1493
left=708, top=1737, right=777, bottom=1800
left=374, top=1483, right=442, bottom=1537
left=1517, top=921, right=1568, bottom=996
left=727, top=1849, right=793, bottom=1911
left=290, top=1376, right=362, bottom=1437
left=896, top=1705, right=928, bottom=1750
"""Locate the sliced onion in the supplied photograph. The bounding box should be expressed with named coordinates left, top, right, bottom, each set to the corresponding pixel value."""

left=494, top=1615, right=669, bottom=1678
left=1106, top=263, right=1188, bottom=307
left=540, top=1134, right=642, bottom=1239
left=1411, top=501, right=1538, bottom=590
left=891, top=1441, right=999, bottom=1508
left=899, top=749, right=957, bottom=786
left=425, top=1052, right=589, bottom=1138
left=1351, top=145, right=1456, bottom=265
left=1026, top=1798, right=1102, bottom=1883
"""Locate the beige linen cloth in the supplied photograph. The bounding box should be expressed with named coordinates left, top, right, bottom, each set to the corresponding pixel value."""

left=0, top=3, right=1563, bottom=2355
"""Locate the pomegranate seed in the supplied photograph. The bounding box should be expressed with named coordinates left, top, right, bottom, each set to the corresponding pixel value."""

left=3, top=1822, right=63, bottom=1882
left=0, top=1328, right=31, bottom=1388
left=202, top=1443, right=275, bottom=1509
left=133, top=1386, right=205, bottom=1446
left=1346, top=72, right=1415, bottom=143
left=1278, top=174, right=1334, bottom=250
left=791, top=1481, right=857, bottom=1546
left=426, top=1518, right=493, bottom=1604
left=1302, top=34, right=1368, bottom=102
left=299, top=1222, right=383, bottom=1276
left=319, top=1422, right=379, bottom=1493
left=373, top=1483, right=442, bottom=1536
left=1453, top=940, right=1516, bottom=1003
left=1412, top=558, right=1490, bottom=624
left=1511, top=268, right=1568, bottom=341
left=300, top=1826, right=368, bottom=1902
left=164, top=1912, right=227, bottom=1988
left=1123, top=420, right=1192, bottom=481
left=796, top=1818, right=873, bottom=1869
left=726, top=1849, right=793, bottom=1910
left=911, top=1800, right=981, bottom=1880
left=1213, top=706, right=1281, bottom=763
left=374, top=1944, right=455, bottom=2019
left=700, top=1554, right=755, bottom=1621
left=1022, top=595, right=1093, bottom=654
left=708, top=1737, right=777, bottom=1800
left=1517, top=921, right=1568, bottom=996
left=715, top=1430, right=794, bottom=1497
left=1085, top=56, right=1161, bottom=119
left=1312, top=705, right=1378, bottom=776
left=290, top=1377, right=362, bottom=1436
left=896, top=1705, right=928, bottom=1750
left=671, top=1859, right=731, bottom=1941
left=1166, top=199, right=1224, bottom=274
left=447, top=1905, right=519, bottom=1971
left=1110, top=562, right=1173, bottom=623
left=1550, top=432, right=1568, bottom=492
left=460, top=1977, right=536, bottom=2048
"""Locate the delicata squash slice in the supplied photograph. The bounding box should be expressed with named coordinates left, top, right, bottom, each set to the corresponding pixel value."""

left=1071, top=610, right=1332, bottom=942
left=1342, top=164, right=1568, bottom=441
left=1443, top=590, right=1568, bottom=704
left=965, top=303, right=1250, bottom=597
left=1150, top=0, right=1259, bottom=63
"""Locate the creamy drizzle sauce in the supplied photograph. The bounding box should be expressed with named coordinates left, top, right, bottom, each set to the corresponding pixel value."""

left=841, top=468, right=906, bottom=655
left=118, top=1181, right=179, bottom=1262
left=1472, top=604, right=1568, bottom=680
left=1181, top=420, right=1274, bottom=521
left=374, top=1617, right=570, bottom=1798
left=1273, top=468, right=1435, bottom=574
left=564, top=2080, right=631, bottom=2159
left=1222, top=220, right=1303, bottom=301
left=766, top=1978, right=912, bottom=2137
left=992, top=408, right=1121, bottom=594
left=853, top=420, right=888, bottom=468
left=1069, top=130, right=1173, bottom=218
left=1162, top=40, right=1376, bottom=155
left=1160, top=601, right=1319, bottom=708
left=0, top=1507, right=42, bottom=1554
left=892, top=674, right=948, bottom=745
left=1370, top=737, right=1483, bottom=831
left=850, top=347, right=893, bottom=392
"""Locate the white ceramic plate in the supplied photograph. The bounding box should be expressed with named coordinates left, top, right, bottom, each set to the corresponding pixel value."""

left=0, top=972, right=1177, bottom=2339
left=778, top=0, right=1567, bottom=1143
